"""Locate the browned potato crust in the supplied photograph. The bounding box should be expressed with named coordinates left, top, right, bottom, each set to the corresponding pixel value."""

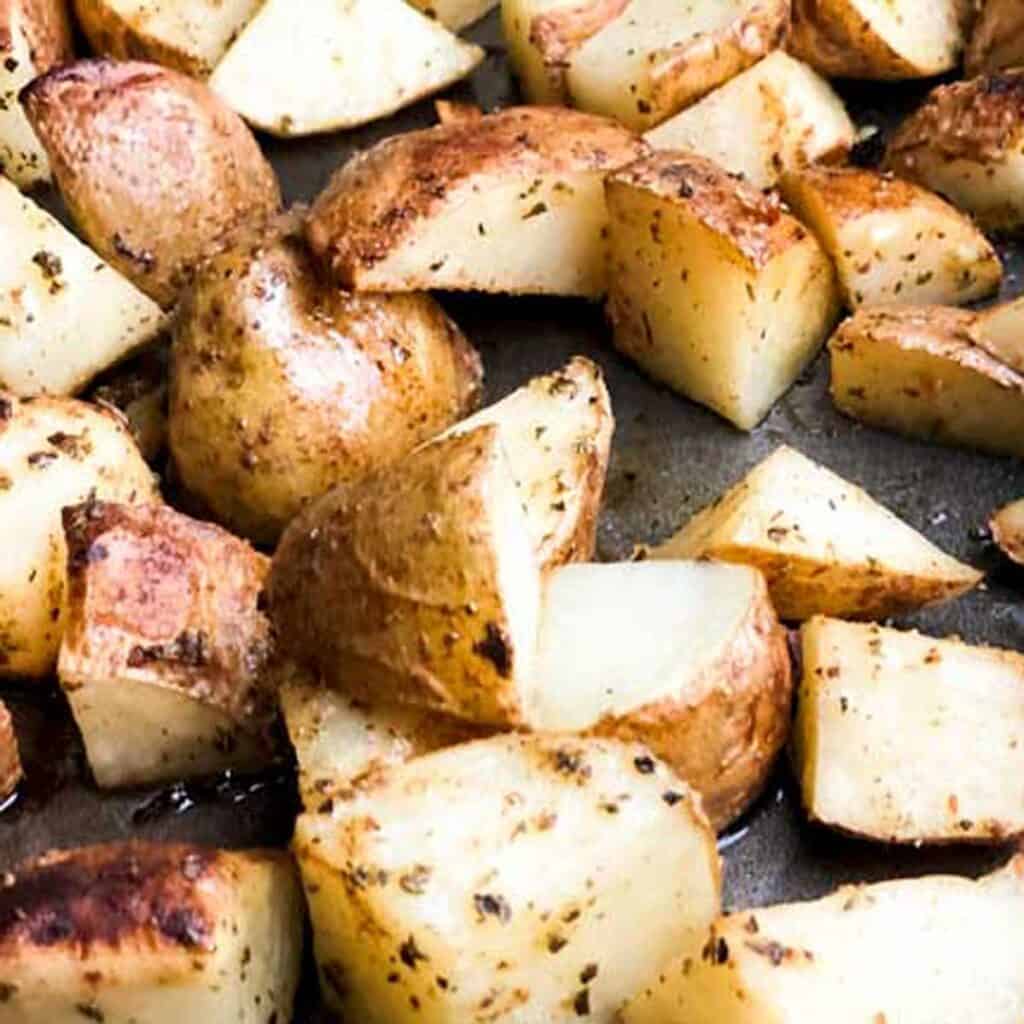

left=0, top=699, right=21, bottom=800
left=2, top=0, right=70, bottom=65
left=21, top=59, right=281, bottom=307
left=169, top=214, right=483, bottom=544
left=965, top=0, right=1024, bottom=75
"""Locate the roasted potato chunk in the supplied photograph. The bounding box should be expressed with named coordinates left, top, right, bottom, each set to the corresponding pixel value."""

left=210, top=0, right=483, bottom=137
left=0, top=699, right=21, bottom=799
left=503, top=0, right=790, bottom=131
left=58, top=501, right=275, bottom=788
left=605, top=152, right=840, bottom=430
left=409, top=0, right=497, bottom=30
left=965, top=0, right=1024, bottom=75
left=0, top=842, right=303, bottom=1023
left=885, top=71, right=1024, bottom=234
left=270, top=426, right=542, bottom=726
left=532, top=561, right=791, bottom=830
left=788, top=0, right=966, bottom=79
left=0, top=0, right=71, bottom=188
left=438, top=356, right=613, bottom=570
left=829, top=305, right=1024, bottom=458
left=991, top=497, right=1024, bottom=565
left=280, top=669, right=491, bottom=809
left=22, top=59, right=281, bottom=307
left=780, top=166, right=1001, bottom=309
left=975, top=294, right=1024, bottom=374
left=0, top=394, right=158, bottom=678
left=795, top=616, right=1024, bottom=844
left=72, top=0, right=262, bottom=78
left=305, top=106, right=645, bottom=298
left=645, top=51, right=854, bottom=189
left=170, top=214, right=483, bottom=545
left=651, top=445, right=981, bottom=621
left=0, top=177, right=168, bottom=397
left=295, top=734, right=721, bottom=1022
left=623, top=856, right=1024, bottom=1023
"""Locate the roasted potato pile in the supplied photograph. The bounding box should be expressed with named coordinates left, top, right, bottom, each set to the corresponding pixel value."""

left=4, top=3, right=1024, bottom=1021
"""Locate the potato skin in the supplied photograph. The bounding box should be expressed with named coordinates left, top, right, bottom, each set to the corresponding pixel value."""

left=1, top=0, right=71, bottom=66
left=965, top=0, right=1024, bottom=75
left=0, top=699, right=20, bottom=799
left=169, top=216, right=483, bottom=544
left=21, top=59, right=281, bottom=307
left=589, top=570, right=791, bottom=830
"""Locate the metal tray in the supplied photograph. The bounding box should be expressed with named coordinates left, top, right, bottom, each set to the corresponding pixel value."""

left=2, top=12, right=1022, bottom=1021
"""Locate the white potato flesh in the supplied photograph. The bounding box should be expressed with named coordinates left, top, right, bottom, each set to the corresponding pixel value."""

left=795, top=617, right=1024, bottom=843
left=623, top=857, right=1024, bottom=1023
left=409, top=0, right=498, bottom=31
left=977, top=295, right=1024, bottom=374
left=0, top=396, right=157, bottom=678
left=645, top=52, right=854, bottom=189
left=606, top=154, right=840, bottom=430
left=0, top=178, right=167, bottom=396
left=295, top=734, right=720, bottom=1022
left=0, top=843, right=304, bottom=1024
left=780, top=166, right=1001, bottom=309
left=210, top=0, right=483, bottom=136
left=991, top=497, right=1024, bottom=565
left=501, top=0, right=593, bottom=105
left=439, top=357, right=613, bottom=569
left=651, top=444, right=981, bottom=621
left=74, top=0, right=263, bottom=77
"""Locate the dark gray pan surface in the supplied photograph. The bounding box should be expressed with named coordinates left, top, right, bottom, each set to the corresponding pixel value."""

left=1, top=12, right=1022, bottom=1021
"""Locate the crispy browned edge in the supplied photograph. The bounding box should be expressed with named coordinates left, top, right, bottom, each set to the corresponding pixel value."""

left=608, top=150, right=812, bottom=269
left=305, top=106, right=646, bottom=286
left=0, top=0, right=72, bottom=68
left=886, top=71, right=1024, bottom=169
left=60, top=499, right=275, bottom=726
left=0, top=700, right=21, bottom=800
left=589, top=571, right=792, bottom=831
left=0, top=842, right=287, bottom=957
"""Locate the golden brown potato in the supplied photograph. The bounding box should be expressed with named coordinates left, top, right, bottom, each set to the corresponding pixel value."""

left=976, top=295, right=1024, bottom=373
left=0, top=842, right=304, bottom=1023
left=651, top=445, right=981, bottom=621
left=169, top=215, right=483, bottom=545
left=0, top=0, right=71, bottom=188
left=829, top=305, right=1024, bottom=458
left=22, top=59, right=281, bottom=307
left=72, top=0, right=262, bottom=78
left=269, top=426, right=542, bottom=726
left=965, top=0, right=1024, bottom=74
left=991, top=497, right=1024, bottom=565
left=305, top=106, right=645, bottom=297
left=0, top=394, right=159, bottom=678
left=885, top=71, right=1024, bottom=233
left=0, top=699, right=21, bottom=799
left=780, top=166, right=1001, bottom=309
left=58, top=501, right=276, bottom=788
left=788, top=0, right=966, bottom=79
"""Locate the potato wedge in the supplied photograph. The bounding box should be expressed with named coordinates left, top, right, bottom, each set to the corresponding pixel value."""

left=279, top=668, right=490, bottom=809
left=0, top=394, right=158, bottom=678
left=503, top=0, right=790, bottom=131
left=0, top=0, right=71, bottom=188
left=438, top=357, right=613, bottom=570
left=965, top=0, right=1024, bottom=75
left=73, top=0, right=262, bottom=78
left=409, top=0, right=498, bottom=32
left=651, top=445, right=981, bottom=621
left=645, top=52, right=854, bottom=189
left=0, top=699, right=21, bottom=799
left=829, top=305, right=1024, bottom=458
left=991, top=497, right=1024, bottom=565
left=885, top=71, right=1024, bottom=234
left=0, top=842, right=303, bottom=1023
left=269, top=426, right=542, bottom=726
left=532, top=561, right=791, bottom=830
left=22, top=60, right=281, bottom=307
left=91, top=347, right=167, bottom=463
left=794, top=616, right=1024, bottom=844
left=169, top=214, right=483, bottom=545
left=58, top=501, right=275, bottom=788
left=209, top=0, right=483, bottom=137
left=605, top=152, right=840, bottom=430
left=622, top=856, right=1024, bottom=1023
left=305, top=106, right=646, bottom=297
left=788, top=0, right=966, bottom=79
left=295, top=734, right=721, bottom=1022
left=0, top=177, right=168, bottom=397
left=780, top=166, right=1001, bottom=309
left=975, top=294, right=1024, bottom=374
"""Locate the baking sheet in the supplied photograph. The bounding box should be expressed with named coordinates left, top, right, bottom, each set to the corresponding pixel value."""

left=2, top=12, right=1023, bottom=1021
